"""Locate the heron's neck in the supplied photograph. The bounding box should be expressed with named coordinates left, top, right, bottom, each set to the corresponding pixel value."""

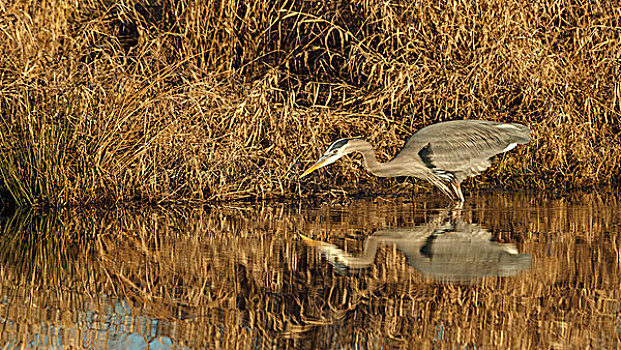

left=328, top=236, right=381, bottom=269
left=351, top=140, right=393, bottom=177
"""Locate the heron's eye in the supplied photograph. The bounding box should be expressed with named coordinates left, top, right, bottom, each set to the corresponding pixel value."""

left=332, top=150, right=338, bottom=155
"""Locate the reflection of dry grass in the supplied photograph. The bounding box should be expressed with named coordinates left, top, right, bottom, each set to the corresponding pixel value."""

left=1, top=1, right=620, bottom=206
left=0, top=194, right=619, bottom=348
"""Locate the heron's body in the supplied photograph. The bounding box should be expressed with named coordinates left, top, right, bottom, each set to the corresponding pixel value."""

left=301, top=120, right=531, bottom=202
left=300, top=214, right=532, bottom=282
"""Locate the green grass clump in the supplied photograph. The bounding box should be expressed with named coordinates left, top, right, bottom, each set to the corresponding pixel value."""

left=0, top=0, right=620, bottom=207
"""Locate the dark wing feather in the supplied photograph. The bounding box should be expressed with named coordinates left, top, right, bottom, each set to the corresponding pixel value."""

left=401, top=120, right=530, bottom=182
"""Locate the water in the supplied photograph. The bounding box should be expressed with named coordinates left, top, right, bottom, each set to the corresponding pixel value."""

left=0, top=193, right=620, bottom=349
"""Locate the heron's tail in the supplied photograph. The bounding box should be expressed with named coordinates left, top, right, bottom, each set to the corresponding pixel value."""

left=507, top=123, right=531, bottom=144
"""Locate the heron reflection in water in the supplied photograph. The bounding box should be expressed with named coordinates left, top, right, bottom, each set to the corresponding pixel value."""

left=300, top=214, right=532, bottom=283
left=301, top=120, right=530, bottom=204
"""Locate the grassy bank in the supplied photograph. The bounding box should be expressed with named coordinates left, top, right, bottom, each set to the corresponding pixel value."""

left=1, top=0, right=620, bottom=207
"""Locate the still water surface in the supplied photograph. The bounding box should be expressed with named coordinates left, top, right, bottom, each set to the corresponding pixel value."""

left=0, top=193, right=620, bottom=349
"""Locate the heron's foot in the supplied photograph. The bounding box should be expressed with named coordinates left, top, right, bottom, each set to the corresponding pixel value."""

left=450, top=201, right=463, bottom=219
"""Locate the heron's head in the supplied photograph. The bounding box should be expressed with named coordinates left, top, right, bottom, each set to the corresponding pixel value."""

left=301, top=138, right=359, bottom=177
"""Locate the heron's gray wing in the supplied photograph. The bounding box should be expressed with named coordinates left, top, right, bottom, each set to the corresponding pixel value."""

left=401, top=120, right=530, bottom=182
left=401, top=219, right=532, bottom=282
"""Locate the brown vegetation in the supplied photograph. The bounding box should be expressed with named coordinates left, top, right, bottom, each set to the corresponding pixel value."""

left=0, top=194, right=620, bottom=348
left=1, top=0, right=620, bottom=206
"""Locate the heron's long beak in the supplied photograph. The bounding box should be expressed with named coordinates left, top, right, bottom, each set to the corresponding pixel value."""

left=300, top=156, right=331, bottom=178
left=298, top=233, right=320, bottom=247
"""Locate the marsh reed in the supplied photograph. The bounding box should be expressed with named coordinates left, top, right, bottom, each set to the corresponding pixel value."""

left=1, top=0, right=620, bottom=206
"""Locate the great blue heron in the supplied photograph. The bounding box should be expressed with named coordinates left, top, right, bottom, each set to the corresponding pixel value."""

left=300, top=216, right=532, bottom=282
left=301, top=120, right=531, bottom=202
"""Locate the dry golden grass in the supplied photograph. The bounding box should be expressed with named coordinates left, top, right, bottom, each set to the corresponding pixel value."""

left=0, top=194, right=620, bottom=348
left=0, top=0, right=620, bottom=206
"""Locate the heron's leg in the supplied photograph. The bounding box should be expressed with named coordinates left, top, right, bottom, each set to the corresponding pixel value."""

left=450, top=182, right=465, bottom=204
left=409, top=178, right=416, bottom=216
left=449, top=183, right=464, bottom=217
